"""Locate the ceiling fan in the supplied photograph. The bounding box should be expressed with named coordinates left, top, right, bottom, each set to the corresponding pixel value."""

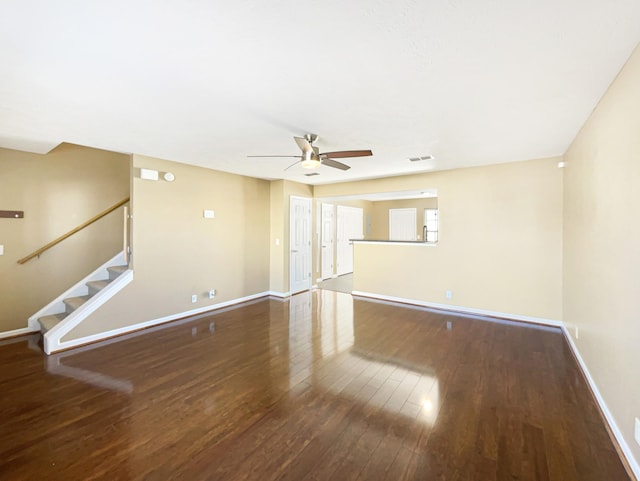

left=248, top=134, right=373, bottom=171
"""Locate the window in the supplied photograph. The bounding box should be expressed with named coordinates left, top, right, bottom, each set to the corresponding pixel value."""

left=424, top=208, right=438, bottom=243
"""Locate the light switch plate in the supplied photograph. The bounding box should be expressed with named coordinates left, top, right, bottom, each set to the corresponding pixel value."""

left=0, top=245, right=4, bottom=255
left=203, top=210, right=215, bottom=219
left=140, top=168, right=159, bottom=181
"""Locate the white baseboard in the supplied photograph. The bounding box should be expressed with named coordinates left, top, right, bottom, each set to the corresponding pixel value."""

left=268, top=291, right=290, bottom=298
left=351, top=291, right=562, bottom=327
left=561, top=325, right=640, bottom=480
left=48, top=290, right=273, bottom=354
left=0, top=327, right=40, bottom=340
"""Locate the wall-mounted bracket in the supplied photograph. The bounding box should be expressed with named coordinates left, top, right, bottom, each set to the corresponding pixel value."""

left=0, top=210, right=24, bottom=219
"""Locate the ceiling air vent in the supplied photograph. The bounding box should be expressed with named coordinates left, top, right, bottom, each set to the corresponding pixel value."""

left=304, top=172, right=320, bottom=176
left=409, top=155, right=435, bottom=162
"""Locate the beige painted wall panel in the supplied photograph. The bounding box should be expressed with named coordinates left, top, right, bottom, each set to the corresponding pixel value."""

left=563, top=43, right=640, bottom=465
left=269, top=180, right=285, bottom=293
left=63, top=154, right=270, bottom=340
left=0, top=143, right=129, bottom=332
left=314, top=173, right=439, bottom=199
left=351, top=158, right=563, bottom=321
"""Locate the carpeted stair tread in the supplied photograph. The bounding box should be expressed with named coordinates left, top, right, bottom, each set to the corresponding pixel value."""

left=64, top=295, right=91, bottom=312
left=87, top=279, right=110, bottom=295
left=107, top=265, right=128, bottom=280
left=38, top=313, right=67, bottom=332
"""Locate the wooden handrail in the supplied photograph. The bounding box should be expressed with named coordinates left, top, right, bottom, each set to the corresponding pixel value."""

left=17, top=197, right=130, bottom=265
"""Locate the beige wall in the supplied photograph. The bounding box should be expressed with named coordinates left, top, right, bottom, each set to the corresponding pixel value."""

left=369, top=197, right=438, bottom=240
left=63, top=154, right=270, bottom=340
left=563, top=43, right=640, bottom=465
left=341, top=158, right=563, bottom=321
left=269, top=180, right=286, bottom=293
left=0, top=143, right=129, bottom=332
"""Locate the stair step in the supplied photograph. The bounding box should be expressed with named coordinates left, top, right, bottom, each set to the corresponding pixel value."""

left=38, top=313, right=67, bottom=333
left=64, top=295, right=91, bottom=313
left=86, top=279, right=110, bottom=296
left=107, top=265, right=128, bottom=281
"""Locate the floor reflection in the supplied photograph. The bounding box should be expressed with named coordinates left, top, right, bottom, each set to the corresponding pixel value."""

left=46, top=353, right=134, bottom=394
left=288, top=289, right=440, bottom=425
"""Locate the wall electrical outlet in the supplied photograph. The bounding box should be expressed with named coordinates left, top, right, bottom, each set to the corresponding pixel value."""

left=445, top=290, right=452, bottom=299
left=208, top=290, right=216, bottom=299
left=191, top=294, right=198, bottom=303
left=635, top=417, right=640, bottom=446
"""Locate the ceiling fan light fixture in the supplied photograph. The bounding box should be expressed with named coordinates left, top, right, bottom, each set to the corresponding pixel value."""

left=301, top=158, right=321, bottom=169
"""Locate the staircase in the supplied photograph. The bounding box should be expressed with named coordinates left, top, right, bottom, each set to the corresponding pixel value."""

left=37, top=265, right=128, bottom=334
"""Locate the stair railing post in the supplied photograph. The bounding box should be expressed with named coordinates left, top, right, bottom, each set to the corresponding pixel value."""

left=123, top=205, right=130, bottom=265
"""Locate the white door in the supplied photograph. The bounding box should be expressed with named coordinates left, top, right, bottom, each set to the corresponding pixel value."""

left=336, top=206, right=363, bottom=276
left=389, top=208, right=417, bottom=240
left=321, top=203, right=334, bottom=280
left=290, top=196, right=312, bottom=294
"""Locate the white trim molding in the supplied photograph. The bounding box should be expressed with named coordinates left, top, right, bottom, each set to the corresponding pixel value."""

left=561, top=326, right=640, bottom=480
left=0, top=327, right=40, bottom=340
left=47, top=290, right=272, bottom=354
left=44, top=269, right=134, bottom=354
left=267, top=291, right=290, bottom=298
left=351, top=291, right=562, bottom=328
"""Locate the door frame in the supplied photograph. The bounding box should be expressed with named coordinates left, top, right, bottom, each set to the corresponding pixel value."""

left=289, top=195, right=312, bottom=295
left=336, top=205, right=363, bottom=276
left=321, top=203, right=335, bottom=280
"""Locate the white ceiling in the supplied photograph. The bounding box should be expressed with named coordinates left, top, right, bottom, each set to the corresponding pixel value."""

left=1, top=1, right=639, bottom=185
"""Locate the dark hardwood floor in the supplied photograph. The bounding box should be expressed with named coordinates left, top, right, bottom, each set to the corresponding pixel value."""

left=0, top=290, right=631, bottom=480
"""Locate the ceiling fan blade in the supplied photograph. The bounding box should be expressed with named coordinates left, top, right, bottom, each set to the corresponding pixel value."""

left=247, top=155, right=301, bottom=158
left=321, top=158, right=351, bottom=171
left=284, top=160, right=301, bottom=171
left=319, top=149, right=372, bottom=159
left=294, top=136, right=313, bottom=153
